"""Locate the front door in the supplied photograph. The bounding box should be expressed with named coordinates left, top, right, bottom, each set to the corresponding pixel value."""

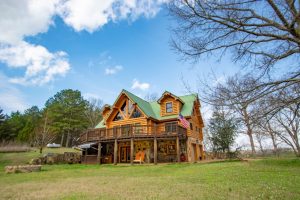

left=120, top=146, right=131, bottom=163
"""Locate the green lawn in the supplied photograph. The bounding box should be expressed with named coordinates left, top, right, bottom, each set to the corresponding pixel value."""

left=0, top=150, right=300, bottom=200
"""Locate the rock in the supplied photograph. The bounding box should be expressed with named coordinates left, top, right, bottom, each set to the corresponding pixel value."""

left=30, top=157, right=43, bottom=165
left=44, top=153, right=59, bottom=164
left=5, top=165, right=42, bottom=174
left=64, top=152, right=81, bottom=164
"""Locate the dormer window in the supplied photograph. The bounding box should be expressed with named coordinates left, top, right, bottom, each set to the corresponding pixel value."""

left=166, top=102, right=173, bottom=113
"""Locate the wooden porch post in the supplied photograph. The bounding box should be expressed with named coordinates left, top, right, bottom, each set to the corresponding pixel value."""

left=154, top=137, right=157, bottom=165
left=130, top=138, right=134, bottom=165
left=176, top=136, right=180, bottom=163
left=97, top=142, right=101, bottom=164
left=114, top=139, right=118, bottom=165
left=84, top=149, right=87, bottom=164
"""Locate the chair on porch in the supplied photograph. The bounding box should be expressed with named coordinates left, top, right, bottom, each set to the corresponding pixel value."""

left=133, top=151, right=145, bottom=164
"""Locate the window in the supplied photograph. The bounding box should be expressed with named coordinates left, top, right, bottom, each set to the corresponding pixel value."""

left=120, top=101, right=126, bottom=115
left=133, top=123, right=142, bottom=134
left=131, top=107, right=142, bottom=118
left=121, top=125, right=130, bottom=136
left=128, top=100, right=134, bottom=115
left=190, top=123, right=193, bottom=130
left=166, top=102, right=173, bottom=113
left=165, top=122, right=177, bottom=133
left=113, top=112, right=123, bottom=121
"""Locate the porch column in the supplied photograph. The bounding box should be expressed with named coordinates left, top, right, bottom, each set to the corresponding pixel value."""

left=84, top=149, right=87, bottom=164
left=176, top=136, right=180, bottom=163
left=154, top=137, right=157, bottom=165
left=130, top=138, right=134, bottom=165
left=97, top=142, right=101, bottom=164
left=114, top=139, right=118, bottom=165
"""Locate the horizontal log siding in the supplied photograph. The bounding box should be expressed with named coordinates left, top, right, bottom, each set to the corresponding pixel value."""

left=160, top=97, right=180, bottom=116
left=187, top=106, right=203, bottom=140
left=107, top=117, right=148, bottom=129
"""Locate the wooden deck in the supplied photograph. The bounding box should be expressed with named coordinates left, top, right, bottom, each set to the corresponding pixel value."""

left=79, top=124, right=187, bottom=144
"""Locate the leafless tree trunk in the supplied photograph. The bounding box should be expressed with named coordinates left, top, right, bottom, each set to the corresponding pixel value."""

left=35, top=109, right=56, bottom=154
left=66, top=130, right=70, bottom=148
left=267, top=122, right=279, bottom=156
left=60, top=133, right=64, bottom=147
left=242, top=107, right=256, bottom=155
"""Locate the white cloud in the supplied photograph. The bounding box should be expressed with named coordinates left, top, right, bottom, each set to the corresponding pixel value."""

left=0, top=0, right=59, bottom=44
left=131, top=79, right=150, bottom=90
left=105, top=65, right=123, bottom=75
left=0, top=73, right=28, bottom=113
left=57, top=0, right=169, bottom=32
left=0, top=41, right=70, bottom=86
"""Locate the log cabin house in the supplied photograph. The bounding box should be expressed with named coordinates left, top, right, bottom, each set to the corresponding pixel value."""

left=79, top=89, right=204, bottom=164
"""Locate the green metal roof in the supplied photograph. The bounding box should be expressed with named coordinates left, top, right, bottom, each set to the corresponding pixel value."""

left=95, top=119, right=105, bottom=128
left=95, top=89, right=198, bottom=128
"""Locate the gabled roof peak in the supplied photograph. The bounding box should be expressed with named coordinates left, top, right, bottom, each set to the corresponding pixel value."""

left=157, top=91, right=184, bottom=104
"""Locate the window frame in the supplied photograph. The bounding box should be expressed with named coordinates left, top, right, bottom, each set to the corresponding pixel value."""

left=166, top=102, right=173, bottom=113
left=165, top=122, right=177, bottom=133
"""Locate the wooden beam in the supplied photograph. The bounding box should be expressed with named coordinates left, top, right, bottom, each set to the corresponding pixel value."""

left=114, top=139, right=118, bottom=165
left=130, top=138, right=134, bottom=165
left=84, top=149, right=87, bottom=164
left=176, top=136, right=180, bottom=163
left=154, top=137, right=157, bottom=165
left=97, top=142, right=101, bottom=164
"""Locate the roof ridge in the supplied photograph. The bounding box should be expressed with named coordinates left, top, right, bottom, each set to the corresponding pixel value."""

left=179, top=93, right=198, bottom=97
left=122, top=89, right=150, bottom=103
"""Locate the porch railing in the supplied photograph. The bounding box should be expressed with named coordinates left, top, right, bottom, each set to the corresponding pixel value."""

left=79, top=124, right=187, bottom=144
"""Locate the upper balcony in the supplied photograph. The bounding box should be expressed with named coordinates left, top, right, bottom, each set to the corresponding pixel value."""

left=79, top=124, right=187, bottom=144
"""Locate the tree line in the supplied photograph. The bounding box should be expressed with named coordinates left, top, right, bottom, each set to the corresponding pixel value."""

left=0, top=89, right=103, bottom=152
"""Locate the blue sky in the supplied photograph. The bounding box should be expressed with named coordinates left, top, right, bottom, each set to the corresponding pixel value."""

left=0, top=0, right=240, bottom=114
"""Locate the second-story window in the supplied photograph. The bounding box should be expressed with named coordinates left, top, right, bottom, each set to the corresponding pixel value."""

left=166, top=102, right=173, bottom=113
left=165, top=122, right=177, bottom=132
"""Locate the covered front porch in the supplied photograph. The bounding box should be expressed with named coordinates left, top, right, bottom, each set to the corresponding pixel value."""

left=80, top=136, right=187, bottom=164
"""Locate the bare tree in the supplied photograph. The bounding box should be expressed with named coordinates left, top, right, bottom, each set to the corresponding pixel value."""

left=35, top=109, right=56, bottom=154
left=144, top=93, right=159, bottom=102
left=170, top=0, right=300, bottom=112
left=204, top=74, right=262, bottom=155
left=84, top=98, right=103, bottom=128
left=256, top=120, right=280, bottom=156
left=274, top=104, right=300, bottom=157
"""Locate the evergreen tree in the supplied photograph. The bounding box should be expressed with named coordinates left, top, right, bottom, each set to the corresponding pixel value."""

left=208, top=108, right=237, bottom=154
left=46, top=89, right=89, bottom=147
left=17, top=106, right=42, bottom=143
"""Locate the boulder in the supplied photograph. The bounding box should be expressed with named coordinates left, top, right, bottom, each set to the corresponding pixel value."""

left=64, top=152, right=81, bottom=164
left=5, top=165, right=42, bottom=174
left=29, top=157, right=46, bottom=165
left=44, top=153, right=59, bottom=164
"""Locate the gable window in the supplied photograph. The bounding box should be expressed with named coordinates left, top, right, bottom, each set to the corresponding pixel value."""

left=166, top=102, right=173, bottom=113
left=113, top=112, right=123, bottom=121
left=128, top=100, right=134, bottom=115
left=120, top=101, right=126, bottom=115
left=131, top=107, right=142, bottom=118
